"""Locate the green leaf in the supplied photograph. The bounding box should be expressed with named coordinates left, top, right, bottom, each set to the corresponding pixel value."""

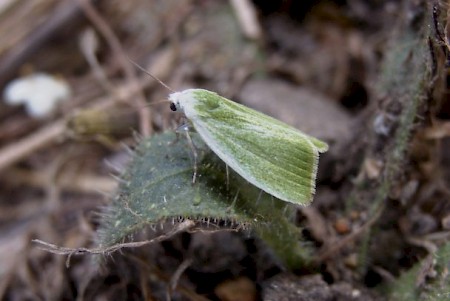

left=387, top=242, right=450, bottom=301
left=96, top=131, right=311, bottom=268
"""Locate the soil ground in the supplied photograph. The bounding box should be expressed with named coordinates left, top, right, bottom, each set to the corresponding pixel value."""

left=0, top=1, right=449, bottom=300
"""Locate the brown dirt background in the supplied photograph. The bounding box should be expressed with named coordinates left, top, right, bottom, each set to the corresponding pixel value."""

left=0, top=1, right=449, bottom=300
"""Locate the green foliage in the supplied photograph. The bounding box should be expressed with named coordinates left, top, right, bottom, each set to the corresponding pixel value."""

left=97, top=132, right=311, bottom=269
left=355, top=11, right=431, bottom=274
left=388, top=242, right=450, bottom=301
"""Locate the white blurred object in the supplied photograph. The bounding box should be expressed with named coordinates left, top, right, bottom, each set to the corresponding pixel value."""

left=3, top=73, right=71, bottom=118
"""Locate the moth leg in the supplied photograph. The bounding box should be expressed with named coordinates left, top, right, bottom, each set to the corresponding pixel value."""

left=225, top=164, right=230, bottom=191
left=175, top=122, right=191, bottom=134
left=174, top=122, right=198, bottom=183
left=230, top=189, right=240, bottom=208
left=170, top=123, right=190, bottom=145
left=255, top=190, right=264, bottom=206
left=183, top=130, right=199, bottom=184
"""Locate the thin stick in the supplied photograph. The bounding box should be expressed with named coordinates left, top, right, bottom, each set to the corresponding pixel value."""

left=0, top=121, right=65, bottom=172
left=315, top=206, right=383, bottom=262
left=167, top=258, right=193, bottom=301
left=229, top=0, right=262, bottom=40
left=78, top=0, right=152, bottom=136
left=33, top=220, right=196, bottom=267
left=0, top=56, right=166, bottom=173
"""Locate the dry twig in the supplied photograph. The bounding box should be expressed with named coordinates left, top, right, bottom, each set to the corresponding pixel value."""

left=0, top=47, right=174, bottom=172
left=229, top=0, right=262, bottom=40
left=33, top=220, right=196, bottom=267
left=78, top=0, right=152, bottom=136
left=6, top=167, right=117, bottom=194
left=167, top=258, right=194, bottom=301
left=315, top=206, right=384, bottom=262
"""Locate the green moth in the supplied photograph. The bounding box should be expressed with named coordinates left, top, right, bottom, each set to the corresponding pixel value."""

left=169, top=89, right=328, bottom=206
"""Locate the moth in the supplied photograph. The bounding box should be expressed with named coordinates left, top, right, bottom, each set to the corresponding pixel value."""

left=169, top=89, right=328, bottom=206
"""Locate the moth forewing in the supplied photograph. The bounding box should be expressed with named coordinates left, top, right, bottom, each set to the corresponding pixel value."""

left=169, top=89, right=328, bottom=205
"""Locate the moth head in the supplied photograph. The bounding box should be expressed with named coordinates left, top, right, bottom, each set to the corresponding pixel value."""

left=168, top=91, right=184, bottom=113
left=168, top=89, right=199, bottom=114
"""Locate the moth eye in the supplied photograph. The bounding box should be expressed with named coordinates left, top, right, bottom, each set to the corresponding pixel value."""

left=170, top=102, right=177, bottom=111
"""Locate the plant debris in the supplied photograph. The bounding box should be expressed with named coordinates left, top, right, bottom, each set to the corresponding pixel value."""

left=0, top=0, right=449, bottom=300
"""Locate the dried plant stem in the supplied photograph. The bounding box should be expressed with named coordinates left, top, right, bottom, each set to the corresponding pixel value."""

left=33, top=220, right=196, bottom=267
left=0, top=120, right=65, bottom=172
left=315, top=205, right=383, bottom=262
left=229, top=0, right=262, bottom=40
left=6, top=168, right=117, bottom=194
left=78, top=0, right=152, bottom=136
left=0, top=47, right=174, bottom=172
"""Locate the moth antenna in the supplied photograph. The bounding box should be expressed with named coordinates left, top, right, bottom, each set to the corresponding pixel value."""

left=127, top=57, right=175, bottom=93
